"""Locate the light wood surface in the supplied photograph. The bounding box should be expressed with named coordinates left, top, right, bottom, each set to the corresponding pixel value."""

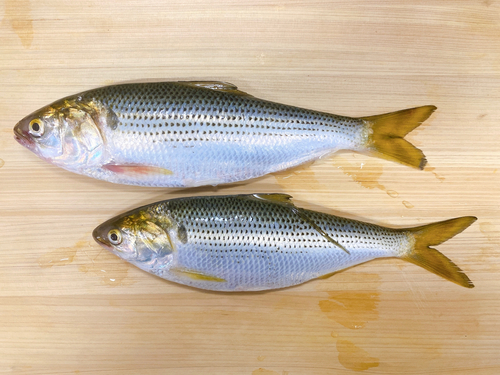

left=1, top=0, right=499, bottom=373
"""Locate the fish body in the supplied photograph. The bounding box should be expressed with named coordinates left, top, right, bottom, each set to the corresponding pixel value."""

left=92, top=194, right=475, bottom=291
left=14, top=81, right=435, bottom=187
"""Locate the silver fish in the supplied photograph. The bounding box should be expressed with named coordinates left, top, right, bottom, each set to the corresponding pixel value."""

left=92, top=194, right=475, bottom=291
left=14, top=81, right=435, bottom=187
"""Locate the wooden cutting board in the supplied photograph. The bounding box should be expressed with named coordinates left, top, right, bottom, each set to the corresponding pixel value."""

left=1, top=0, right=499, bottom=373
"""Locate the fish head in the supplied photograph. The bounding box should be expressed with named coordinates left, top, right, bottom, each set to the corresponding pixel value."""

left=92, top=209, right=175, bottom=268
left=14, top=99, right=106, bottom=172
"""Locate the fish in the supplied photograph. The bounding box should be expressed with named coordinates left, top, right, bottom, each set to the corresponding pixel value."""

left=92, top=193, right=475, bottom=291
left=14, top=81, right=436, bottom=187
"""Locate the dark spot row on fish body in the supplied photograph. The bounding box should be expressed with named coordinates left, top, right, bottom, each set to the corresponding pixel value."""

left=91, top=83, right=360, bottom=142
left=114, top=116, right=351, bottom=134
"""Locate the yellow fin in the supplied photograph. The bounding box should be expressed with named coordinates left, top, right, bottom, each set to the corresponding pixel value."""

left=361, top=105, right=436, bottom=170
left=402, top=216, right=476, bottom=288
left=294, top=209, right=350, bottom=254
left=317, top=271, right=339, bottom=280
left=250, top=194, right=349, bottom=254
left=251, top=193, right=293, bottom=204
left=102, top=164, right=173, bottom=176
left=180, top=81, right=251, bottom=96
left=171, top=268, right=226, bottom=282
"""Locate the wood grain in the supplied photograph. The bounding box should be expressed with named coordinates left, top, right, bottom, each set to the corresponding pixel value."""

left=0, top=0, right=499, bottom=373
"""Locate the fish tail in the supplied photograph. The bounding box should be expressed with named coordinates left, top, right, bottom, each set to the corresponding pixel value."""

left=361, top=105, right=437, bottom=169
left=401, top=216, right=476, bottom=288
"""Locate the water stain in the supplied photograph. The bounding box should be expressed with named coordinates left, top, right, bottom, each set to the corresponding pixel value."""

left=333, top=157, right=386, bottom=191
left=337, top=339, right=379, bottom=371
left=0, top=159, right=4, bottom=168
left=273, top=161, right=325, bottom=191
left=78, top=245, right=132, bottom=287
left=257, top=356, right=266, bottom=361
left=479, top=222, right=500, bottom=245
left=402, top=201, right=414, bottom=209
left=38, top=240, right=87, bottom=268
left=475, top=246, right=499, bottom=272
left=319, top=290, right=380, bottom=329
left=424, top=166, right=445, bottom=182
left=3, top=0, right=34, bottom=48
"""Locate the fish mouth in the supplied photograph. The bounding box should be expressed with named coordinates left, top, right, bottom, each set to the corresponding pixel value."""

left=92, top=227, right=112, bottom=249
left=13, top=125, right=35, bottom=149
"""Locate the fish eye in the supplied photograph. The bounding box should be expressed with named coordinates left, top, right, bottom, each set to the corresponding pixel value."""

left=107, top=229, right=122, bottom=245
left=29, top=119, right=44, bottom=137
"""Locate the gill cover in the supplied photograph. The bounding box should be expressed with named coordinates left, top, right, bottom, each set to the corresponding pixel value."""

left=59, top=107, right=104, bottom=165
left=134, top=220, right=174, bottom=259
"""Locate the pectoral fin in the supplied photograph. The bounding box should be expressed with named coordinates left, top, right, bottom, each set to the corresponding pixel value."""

left=103, top=164, right=173, bottom=176
left=171, top=268, right=226, bottom=282
left=181, top=81, right=252, bottom=96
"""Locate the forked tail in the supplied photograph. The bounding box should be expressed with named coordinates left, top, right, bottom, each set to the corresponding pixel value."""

left=401, top=216, right=476, bottom=288
left=361, top=105, right=437, bottom=169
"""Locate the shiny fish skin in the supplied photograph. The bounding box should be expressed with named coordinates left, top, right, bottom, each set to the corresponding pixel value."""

left=13, top=81, right=435, bottom=187
left=92, top=194, right=475, bottom=291
left=91, top=82, right=362, bottom=187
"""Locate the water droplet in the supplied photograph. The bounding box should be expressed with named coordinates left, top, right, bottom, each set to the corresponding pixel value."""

left=425, top=166, right=445, bottom=182
left=386, top=190, right=399, bottom=198
left=402, top=201, right=414, bottom=209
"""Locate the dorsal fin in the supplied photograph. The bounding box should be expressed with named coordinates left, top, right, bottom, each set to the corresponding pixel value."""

left=180, top=81, right=252, bottom=96
left=251, top=193, right=294, bottom=204
left=249, top=194, right=349, bottom=254
left=293, top=209, right=350, bottom=254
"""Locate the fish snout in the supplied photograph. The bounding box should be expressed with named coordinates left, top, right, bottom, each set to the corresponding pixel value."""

left=13, top=121, right=35, bottom=149
left=92, top=225, right=112, bottom=250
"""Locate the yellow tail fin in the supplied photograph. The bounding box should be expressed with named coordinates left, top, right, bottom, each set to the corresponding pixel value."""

left=402, top=216, right=476, bottom=288
left=361, top=105, right=437, bottom=169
